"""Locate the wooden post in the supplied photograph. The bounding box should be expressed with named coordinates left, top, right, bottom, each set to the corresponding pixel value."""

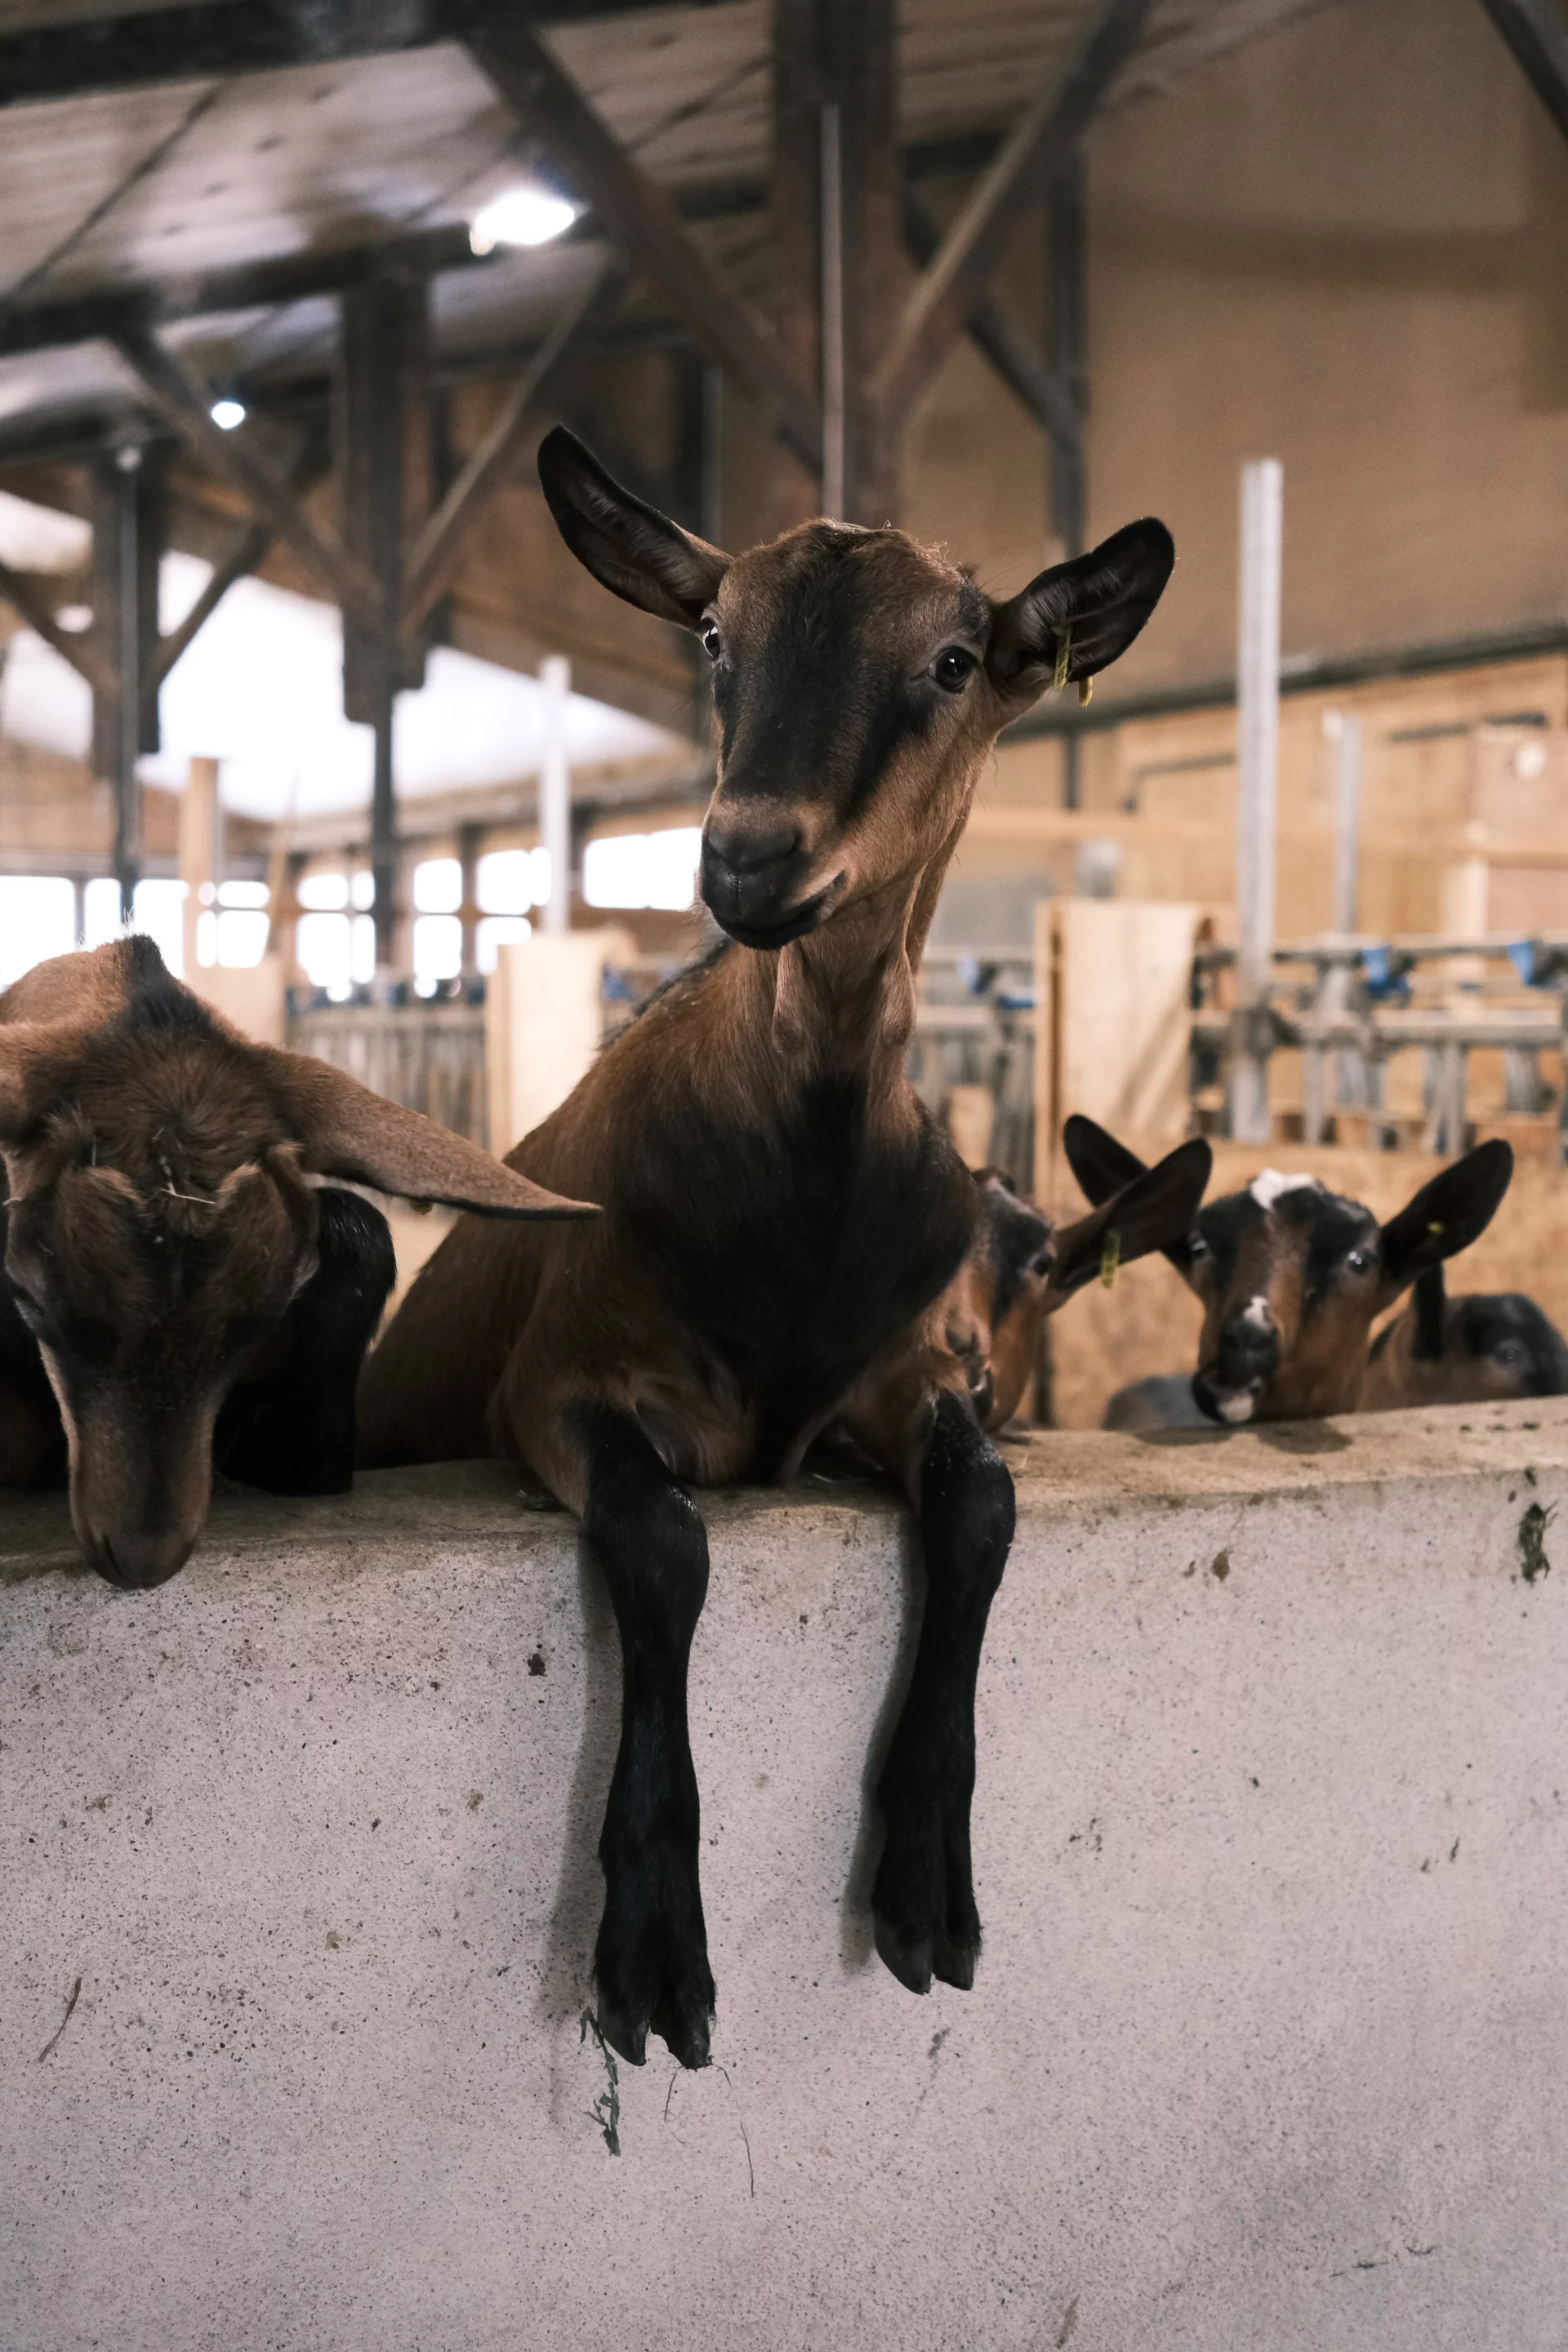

left=772, top=0, right=823, bottom=528
left=90, top=443, right=163, bottom=926
left=1230, top=458, right=1282, bottom=1145
left=179, top=754, right=220, bottom=979
left=825, top=0, right=899, bottom=523
left=340, top=273, right=430, bottom=975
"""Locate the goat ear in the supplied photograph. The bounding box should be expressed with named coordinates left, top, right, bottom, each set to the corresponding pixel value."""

left=1410, top=1263, right=1449, bottom=1361
left=1061, top=1114, right=1151, bottom=1205
left=538, top=425, right=729, bottom=629
left=989, top=519, right=1174, bottom=701
left=1374, top=1138, right=1512, bottom=1309
left=1045, top=1138, right=1212, bottom=1309
left=260, top=1049, right=599, bottom=1219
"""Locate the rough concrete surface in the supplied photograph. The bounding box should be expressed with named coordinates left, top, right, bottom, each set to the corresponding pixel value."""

left=2, top=1402, right=1567, bottom=2351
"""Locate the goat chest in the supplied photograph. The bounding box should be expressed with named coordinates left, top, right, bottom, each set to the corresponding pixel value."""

left=619, top=1067, right=976, bottom=1477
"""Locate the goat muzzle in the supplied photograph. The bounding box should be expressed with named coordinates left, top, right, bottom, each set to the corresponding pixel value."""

left=700, top=823, right=832, bottom=946
left=82, top=1524, right=197, bottom=1591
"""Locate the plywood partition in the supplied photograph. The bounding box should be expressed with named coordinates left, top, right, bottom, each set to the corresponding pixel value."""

left=1032, top=898, right=1201, bottom=1200
left=484, top=926, right=635, bottom=1159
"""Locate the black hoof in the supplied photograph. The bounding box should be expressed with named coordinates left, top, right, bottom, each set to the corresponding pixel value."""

left=595, top=1998, right=648, bottom=2069
left=873, top=1911, right=933, bottom=1996
left=595, top=1938, right=715, bottom=2071
left=932, top=1927, right=979, bottom=1992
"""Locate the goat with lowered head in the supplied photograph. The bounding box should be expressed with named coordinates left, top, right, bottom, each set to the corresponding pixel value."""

left=0, top=937, right=595, bottom=1586
left=361, top=428, right=1176, bottom=2069
left=1062, top=1116, right=1515, bottom=1430
left=942, top=1146, right=1212, bottom=1431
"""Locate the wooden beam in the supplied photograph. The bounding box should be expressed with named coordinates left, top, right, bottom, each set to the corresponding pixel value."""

left=0, top=1, right=694, bottom=109
left=0, top=227, right=483, bottom=366
left=466, top=16, right=824, bottom=475
left=872, top=0, right=1156, bottom=435
left=901, top=190, right=1082, bottom=457
left=1478, top=0, right=1568, bottom=142
left=111, top=323, right=381, bottom=627
left=0, top=555, right=114, bottom=697
left=403, top=261, right=623, bottom=631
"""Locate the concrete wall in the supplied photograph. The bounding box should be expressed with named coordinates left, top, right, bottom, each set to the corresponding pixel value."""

left=4, top=1404, right=1567, bottom=2351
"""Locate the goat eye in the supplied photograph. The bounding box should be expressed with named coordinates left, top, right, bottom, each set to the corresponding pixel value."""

left=1187, top=1234, right=1208, bottom=1259
left=930, top=646, right=977, bottom=693
left=1346, top=1249, right=1371, bottom=1274
left=699, top=621, right=724, bottom=663
left=1493, top=1339, right=1524, bottom=1368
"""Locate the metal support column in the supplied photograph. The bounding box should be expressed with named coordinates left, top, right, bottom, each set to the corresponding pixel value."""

left=1230, top=457, right=1283, bottom=1144
left=539, top=654, right=572, bottom=935
left=1048, top=152, right=1088, bottom=809
left=822, top=0, right=899, bottom=523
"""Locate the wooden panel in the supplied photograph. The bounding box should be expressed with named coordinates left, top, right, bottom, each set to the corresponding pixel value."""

left=1033, top=897, right=1200, bottom=1195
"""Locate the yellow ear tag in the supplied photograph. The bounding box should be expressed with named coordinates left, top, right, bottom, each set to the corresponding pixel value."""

left=1100, top=1227, right=1121, bottom=1289
left=1078, top=675, right=1093, bottom=706
left=1053, top=624, right=1071, bottom=694
left=1427, top=1219, right=1445, bottom=1236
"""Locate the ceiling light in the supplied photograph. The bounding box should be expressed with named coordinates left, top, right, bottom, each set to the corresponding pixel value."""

left=210, top=397, right=247, bottom=430
left=470, top=184, right=578, bottom=254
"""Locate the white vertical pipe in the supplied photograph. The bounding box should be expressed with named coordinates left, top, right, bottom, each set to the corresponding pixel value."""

left=819, top=100, right=844, bottom=521
left=1330, top=710, right=1361, bottom=936
left=539, top=653, right=571, bottom=936
left=1231, top=457, right=1283, bottom=1145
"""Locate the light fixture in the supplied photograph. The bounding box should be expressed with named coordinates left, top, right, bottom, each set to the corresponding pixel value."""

left=470, top=183, right=578, bottom=254
left=210, top=396, right=247, bottom=430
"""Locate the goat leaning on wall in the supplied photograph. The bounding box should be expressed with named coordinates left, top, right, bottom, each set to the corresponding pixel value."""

left=0, top=935, right=596, bottom=1587
left=361, top=426, right=1177, bottom=2072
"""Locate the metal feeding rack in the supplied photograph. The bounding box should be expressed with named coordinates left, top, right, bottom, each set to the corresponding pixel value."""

left=1192, top=932, right=1568, bottom=1157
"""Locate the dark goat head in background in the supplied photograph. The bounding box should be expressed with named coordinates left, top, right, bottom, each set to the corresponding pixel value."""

left=0, top=938, right=597, bottom=1589
left=1064, top=1115, right=1513, bottom=1424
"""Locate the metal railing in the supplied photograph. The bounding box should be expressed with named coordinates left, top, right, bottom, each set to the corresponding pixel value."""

left=1192, top=932, right=1568, bottom=1156
left=289, top=997, right=488, bottom=1147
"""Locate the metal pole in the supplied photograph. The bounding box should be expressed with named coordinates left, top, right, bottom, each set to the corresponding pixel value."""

left=114, top=443, right=143, bottom=929
left=539, top=653, right=572, bottom=935
left=1328, top=709, right=1361, bottom=935
left=1230, top=457, right=1282, bottom=1143
left=819, top=99, right=844, bottom=519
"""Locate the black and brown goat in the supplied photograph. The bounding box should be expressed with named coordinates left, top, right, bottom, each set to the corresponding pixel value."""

left=361, top=427, right=1175, bottom=2068
left=942, top=1145, right=1211, bottom=1430
left=0, top=936, right=593, bottom=1586
left=1062, top=1116, right=1514, bottom=1429
left=1362, top=1262, right=1568, bottom=1411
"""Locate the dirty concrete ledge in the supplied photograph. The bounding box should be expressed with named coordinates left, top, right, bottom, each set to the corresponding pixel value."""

left=2, top=1401, right=1566, bottom=2352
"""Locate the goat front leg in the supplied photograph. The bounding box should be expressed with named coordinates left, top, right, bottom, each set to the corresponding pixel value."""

left=849, top=1381, right=1016, bottom=1994
left=570, top=1402, right=715, bottom=2070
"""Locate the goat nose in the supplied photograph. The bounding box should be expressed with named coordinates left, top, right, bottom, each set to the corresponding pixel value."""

left=93, top=1530, right=194, bottom=1591
left=703, top=822, right=800, bottom=875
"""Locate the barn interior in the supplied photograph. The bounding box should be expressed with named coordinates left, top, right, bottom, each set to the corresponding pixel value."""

left=7, top=7, right=1568, bottom=2345
left=4, top=0, right=1566, bottom=1419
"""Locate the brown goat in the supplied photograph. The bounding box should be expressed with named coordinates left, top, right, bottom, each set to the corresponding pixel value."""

left=360, top=427, right=1175, bottom=2069
left=0, top=937, right=595, bottom=1586
left=943, top=1143, right=1212, bottom=1430
left=1361, top=1262, right=1568, bottom=1410
left=1066, top=1116, right=1515, bottom=1429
